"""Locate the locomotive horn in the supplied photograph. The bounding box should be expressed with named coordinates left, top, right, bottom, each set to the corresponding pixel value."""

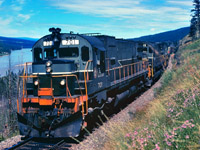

left=49, top=27, right=61, bottom=47
left=49, top=27, right=61, bottom=34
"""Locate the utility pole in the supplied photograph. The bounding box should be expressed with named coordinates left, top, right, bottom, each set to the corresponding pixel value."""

left=196, top=0, right=200, bottom=38
left=8, top=51, right=12, bottom=132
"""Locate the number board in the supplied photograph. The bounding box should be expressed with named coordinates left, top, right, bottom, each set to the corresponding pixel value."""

left=62, top=40, right=79, bottom=45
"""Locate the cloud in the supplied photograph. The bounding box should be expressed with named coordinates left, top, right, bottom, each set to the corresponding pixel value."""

left=0, top=0, right=192, bottom=38
left=49, top=0, right=190, bottom=21
left=11, top=5, right=22, bottom=11
left=46, top=0, right=191, bottom=38
left=18, top=14, right=30, bottom=22
left=49, top=0, right=156, bottom=18
left=0, top=0, right=4, bottom=6
left=0, top=17, right=13, bottom=26
left=167, top=0, right=192, bottom=7
left=11, top=0, right=25, bottom=11
left=0, top=17, right=18, bottom=36
left=17, top=0, right=25, bottom=5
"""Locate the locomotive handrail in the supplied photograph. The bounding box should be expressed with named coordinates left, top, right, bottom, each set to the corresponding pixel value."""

left=52, top=74, right=85, bottom=117
left=20, top=62, right=86, bottom=117
left=83, top=60, right=93, bottom=115
left=110, top=60, right=148, bottom=84
left=107, top=60, right=148, bottom=71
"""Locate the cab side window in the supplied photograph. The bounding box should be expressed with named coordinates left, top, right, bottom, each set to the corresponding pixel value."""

left=81, top=46, right=89, bottom=61
left=34, top=48, right=42, bottom=62
left=100, top=51, right=105, bottom=73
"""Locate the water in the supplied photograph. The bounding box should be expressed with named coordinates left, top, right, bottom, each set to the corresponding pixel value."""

left=0, top=49, right=32, bottom=77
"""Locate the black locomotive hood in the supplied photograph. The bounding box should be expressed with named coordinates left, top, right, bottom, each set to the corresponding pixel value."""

left=32, top=59, right=76, bottom=74
left=32, top=59, right=74, bottom=65
left=80, top=35, right=106, bottom=51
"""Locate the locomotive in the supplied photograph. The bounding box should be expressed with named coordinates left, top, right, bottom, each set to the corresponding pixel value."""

left=17, top=28, right=168, bottom=138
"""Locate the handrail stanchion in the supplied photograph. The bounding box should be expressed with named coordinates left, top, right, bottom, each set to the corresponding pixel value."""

left=107, top=58, right=110, bottom=76
left=123, top=66, right=125, bottom=80
left=84, top=60, right=92, bottom=115
left=114, top=68, right=116, bottom=84
left=131, top=64, right=133, bottom=76
left=119, top=68, right=121, bottom=82
left=127, top=66, right=129, bottom=78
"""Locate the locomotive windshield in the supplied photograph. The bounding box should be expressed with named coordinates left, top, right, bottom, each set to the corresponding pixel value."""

left=44, top=48, right=57, bottom=59
left=59, top=47, right=79, bottom=58
left=81, top=46, right=89, bottom=61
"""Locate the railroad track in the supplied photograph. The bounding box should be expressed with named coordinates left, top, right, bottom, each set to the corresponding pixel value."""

left=7, top=137, right=74, bottom=150
left=6, top=88, right=147, bottom=150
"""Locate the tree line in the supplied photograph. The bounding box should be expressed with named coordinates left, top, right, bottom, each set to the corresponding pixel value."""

left=190, top=0, right=200, bottom=39
left=0, top=70, right=23, bottom=141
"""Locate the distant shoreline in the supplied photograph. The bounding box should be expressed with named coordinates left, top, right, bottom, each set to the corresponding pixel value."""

left=0, top=52, right=9, bottom=57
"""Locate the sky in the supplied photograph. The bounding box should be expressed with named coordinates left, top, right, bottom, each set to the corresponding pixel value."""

left=0, top=0, right=193, bottom=39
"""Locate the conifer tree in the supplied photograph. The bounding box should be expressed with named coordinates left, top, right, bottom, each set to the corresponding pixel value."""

left=191, top=0, right=200, bottom=38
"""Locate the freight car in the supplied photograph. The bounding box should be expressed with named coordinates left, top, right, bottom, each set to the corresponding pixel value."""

left=17, top=28, right=167, bottom=138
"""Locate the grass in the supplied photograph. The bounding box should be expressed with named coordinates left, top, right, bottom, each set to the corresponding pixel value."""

left=99, top=40, right=200, bottom=149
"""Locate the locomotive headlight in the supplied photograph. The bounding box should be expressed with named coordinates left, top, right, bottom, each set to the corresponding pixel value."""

left=46, top=67, right=52, bottom=73
left=34, top=80, right=39, bottom=86
left=60, top=79, right=66, bottom=86
left=46, top=61, right=52, bottom=67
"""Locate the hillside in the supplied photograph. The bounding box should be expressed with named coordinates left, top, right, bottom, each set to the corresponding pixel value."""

left=131, top=27, right=190, bottom=42
left=0, top=36, right=36, bottom=53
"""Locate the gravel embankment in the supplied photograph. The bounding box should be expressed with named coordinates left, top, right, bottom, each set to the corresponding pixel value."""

left=0, top=135, right=22, bottom=150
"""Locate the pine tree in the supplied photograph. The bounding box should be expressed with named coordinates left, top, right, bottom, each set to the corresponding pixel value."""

left=191, top=0, right=200, bottom=38
left=190, top=17, right=197, bottom=37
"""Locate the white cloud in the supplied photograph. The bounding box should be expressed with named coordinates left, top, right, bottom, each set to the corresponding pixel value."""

left=11, top=0, right=25, bottom=11
left=11, top=5, right=22, bottom=11
left=49, top=0, right=156, bottom=18
left=46, top=0, right=191, bottom=38
left=167, top=0, right=192, bottom=7
left=0, top=0, right=4, bottom=6
left=0, top=17, right=18, bottom=36
left=18, top=14, right=30, bottom=22
left=17, top=0, right=25, bottom=5
left=49, top=0, right=190, bottom=22
left=0, top=17, right=13, bottom=26
left=0, top=0, right=192, bottom=38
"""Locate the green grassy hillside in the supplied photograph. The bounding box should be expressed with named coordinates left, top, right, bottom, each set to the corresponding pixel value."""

left=101, top=39, right=200, bottom=149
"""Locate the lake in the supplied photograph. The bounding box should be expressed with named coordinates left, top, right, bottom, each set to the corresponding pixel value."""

left=0, top=49, right=32, bottom=77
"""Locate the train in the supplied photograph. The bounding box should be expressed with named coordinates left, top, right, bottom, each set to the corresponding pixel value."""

left=17, top=28, right=169, bottom=138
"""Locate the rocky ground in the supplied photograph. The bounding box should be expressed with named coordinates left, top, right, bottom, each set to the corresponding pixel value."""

left=0, top=135, right=22, bottom=150
left=0, top=57, right=172, bottom=150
